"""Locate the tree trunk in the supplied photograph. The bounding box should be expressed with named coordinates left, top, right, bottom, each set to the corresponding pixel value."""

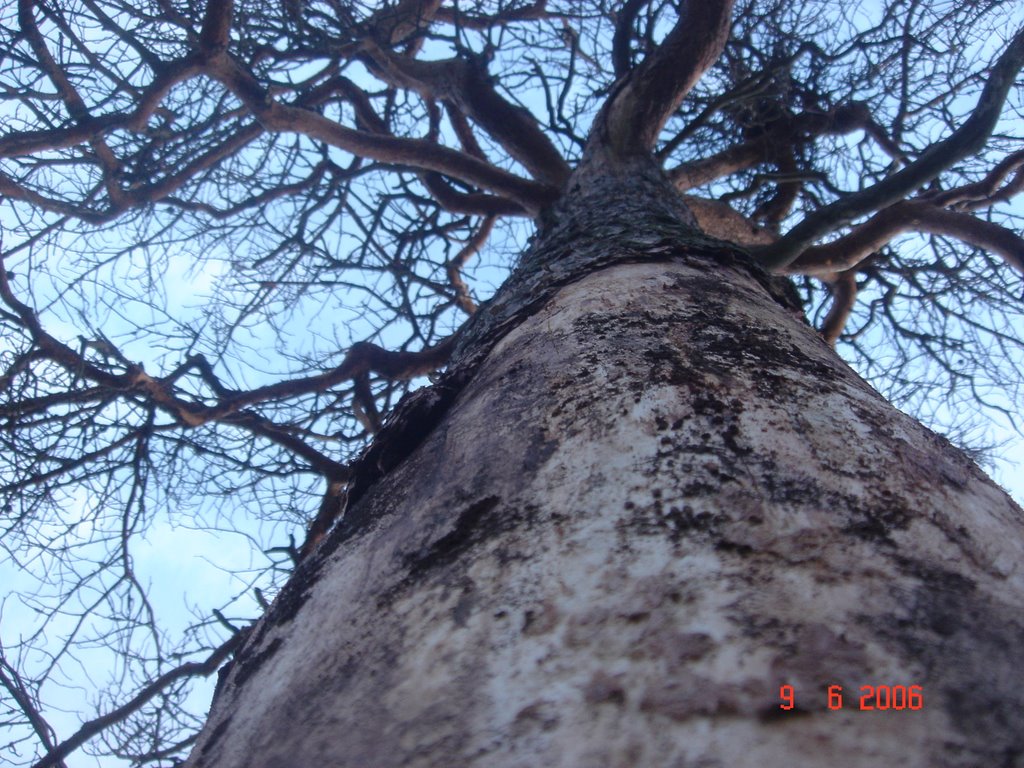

left=185, top=160, right=1024, bottom=768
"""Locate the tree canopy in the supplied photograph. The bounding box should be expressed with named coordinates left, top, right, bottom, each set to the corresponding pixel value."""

left=1, top=0, right=1023, bottom=765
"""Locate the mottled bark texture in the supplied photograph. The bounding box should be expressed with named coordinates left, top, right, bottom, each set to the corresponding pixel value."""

left=186, top=162, right=1024, bottom=768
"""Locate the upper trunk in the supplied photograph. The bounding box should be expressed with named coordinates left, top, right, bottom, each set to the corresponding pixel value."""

left=186, top=159, right=1024, bottom=768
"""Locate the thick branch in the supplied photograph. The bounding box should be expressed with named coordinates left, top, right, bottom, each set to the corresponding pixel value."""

left=914, top=207, right=1024, bottom=274
left=358, top=44, right=571, bottom=187
left=421, top=173, right=527, bottom=215
left=433, top=0, right=549, bottom=29
left=598, top=0, right=735, bottom=155
left=820, top=270, right=858, bottom=347
left=611, top=0, right=653, bottom=78
left=923, top=149, right=1024, bottom=210
left=199, top=0, right=233, bottom=52
left=208, top=56, right=556, bottom=214
left=320, top=80, right=525, bottom=215
left=784, top=201, right=1024, bottom=276
left=0, top=174, right=115, bottom=224
left=668, top=103, right=904, bottom=192
left=669, top=141, right=765, bottom=190
left=367, top=0, right=442, bottom=46
left=0, top=114, right=124, bottom=157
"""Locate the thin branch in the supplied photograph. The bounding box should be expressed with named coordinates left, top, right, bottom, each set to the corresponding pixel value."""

left=31, top=634, right=244, bottom=768
left=0, top=656, right=66, bottom=768
left=0, top=250, right=456, bottom=471
left=447, top=215, right=495, bottom=315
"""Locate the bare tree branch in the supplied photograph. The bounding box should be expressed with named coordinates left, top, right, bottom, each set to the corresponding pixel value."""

left=784, top=200, right=1024, bottom=276
left=30, top=634, right=243, bottom=768
left=599, top=0, right=735, bottom=156
left=923, top=149, right=1024, bottom=210
left=357, top=42, right=572, bottom=186
left=0, top=656, right=66, bottom=768
left=433, top=0, right=550, bottom=30
left=611, top=0, right=653, bottom=78
left=198, top=0, right=233, bottom=53
left=206, top=53, right=557, bottom=213
left=447, top=215, right=495, bottom=315
left=820, top=270, right=858, bottom=347
left=2, top=3, right=1024, bottom=764
left=759, top=25, right=1024, bottom=271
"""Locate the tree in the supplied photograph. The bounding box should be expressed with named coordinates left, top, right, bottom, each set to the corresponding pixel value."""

left=2, top=0, right=1024, bottom=765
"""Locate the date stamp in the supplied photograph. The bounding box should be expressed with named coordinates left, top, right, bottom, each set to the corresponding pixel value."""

left=780, top=684, right=924, bottom=711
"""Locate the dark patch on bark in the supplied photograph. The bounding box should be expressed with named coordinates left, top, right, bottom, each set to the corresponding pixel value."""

left=721, top=423, right=751, bottom=456
left=681, top=480, right=717, bottom=496
left=626, top=499, right=732, bottom=544
left=269, top=554, right=326, bottom=627
left=344, top=375, right=467, bottom=515
left=196, top=715, right=233, bottom=760
left=522, top=427, right=558, bottom=473
left=842, top=499, right=912, bottom=544
left=584, top=672, right=627, bottom=705
left=522, top=602, right=559, bottom=636
left=404, top=495, right=502, bottom=577
left=230, top=637, right=283, bottom=688
left=451, top=585, right=476, bottom=627
left=766, top=623, right=871, bottom=712
left=754, top=471, right=915, bottom=543
left=714, top=538, right=755, bottom=555
left=758, top=704, right=809, bottom=722
left=223, top=553, right=327, bottom=688
left=642, top=343, right=693, bottom=386
left=665, top=507, right=722, bottom=543
left=638, top=671, right=749, bottom=721
left=511, top=701, right=561, bottom=733
left=695, top=317, right=836, bottom=387
left=878, top=560, right=1024, bottom=761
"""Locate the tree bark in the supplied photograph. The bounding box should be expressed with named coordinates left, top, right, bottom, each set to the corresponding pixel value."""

left=185, top=160, right=1024, bottom=768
